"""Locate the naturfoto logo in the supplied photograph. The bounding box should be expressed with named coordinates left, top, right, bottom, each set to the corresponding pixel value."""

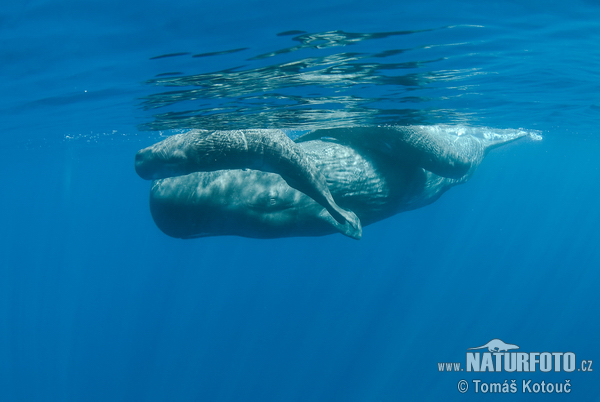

left=466, top=339, right=574, bottom=372
left=438, top=338, right=593, bottom=394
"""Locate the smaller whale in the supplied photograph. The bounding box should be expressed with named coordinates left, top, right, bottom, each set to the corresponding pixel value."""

left=468, top=339, right=519, bottom=353
left=135, top=129, right=362, bottom=239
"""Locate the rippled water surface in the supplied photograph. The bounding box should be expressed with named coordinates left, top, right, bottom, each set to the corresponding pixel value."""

left=2, top=0, right=599, bottom=144
left=138, top=22, right=599, bottom=133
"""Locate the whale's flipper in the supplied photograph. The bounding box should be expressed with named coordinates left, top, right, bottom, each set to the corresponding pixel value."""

left=296, top=125, right=540, bottom=179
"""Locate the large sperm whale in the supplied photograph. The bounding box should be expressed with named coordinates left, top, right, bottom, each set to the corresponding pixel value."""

left=136, top=125, right=540, bottom=240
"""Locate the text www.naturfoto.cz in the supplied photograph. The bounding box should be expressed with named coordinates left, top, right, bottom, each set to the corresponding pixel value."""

left=438, top=363, right=461, bottom=372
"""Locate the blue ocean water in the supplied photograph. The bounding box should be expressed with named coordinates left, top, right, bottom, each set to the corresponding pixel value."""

left=1, top=0, right=599, bottom=400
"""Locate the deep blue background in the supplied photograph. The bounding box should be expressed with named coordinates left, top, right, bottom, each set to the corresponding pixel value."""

left=1, top=0, right=599, bottom=401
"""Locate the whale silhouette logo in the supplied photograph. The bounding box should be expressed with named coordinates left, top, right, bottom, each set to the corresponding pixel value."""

left=468, top=339, right=519, bottom=353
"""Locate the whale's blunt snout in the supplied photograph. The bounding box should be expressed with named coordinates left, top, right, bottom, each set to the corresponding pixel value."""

left=135, top=144, right=191, bottom=180
left=135, top=147, right=155, bottom=180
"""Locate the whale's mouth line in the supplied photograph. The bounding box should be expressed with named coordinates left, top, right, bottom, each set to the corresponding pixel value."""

left=244, top=200, right=295, bottom=212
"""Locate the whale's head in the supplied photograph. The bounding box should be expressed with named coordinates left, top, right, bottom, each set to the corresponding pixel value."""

left=135, top=133, right=189, bottom=180
left=148, top=169, right=337, bottom=239
left=135, top=146, right=188, bottom=180
left=135, top=131, right=230, bottom=180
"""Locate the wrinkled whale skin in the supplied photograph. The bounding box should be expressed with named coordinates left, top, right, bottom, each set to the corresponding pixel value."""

left=140, top=125, right=535, bottom=239
left=148, top=140, right=459, bottom=239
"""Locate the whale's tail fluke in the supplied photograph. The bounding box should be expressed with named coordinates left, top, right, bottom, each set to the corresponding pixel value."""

left=474, top=126, right=543, bottom=153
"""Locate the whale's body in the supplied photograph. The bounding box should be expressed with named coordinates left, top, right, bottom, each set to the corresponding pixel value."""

left=136, top=125, right=538, bottom=239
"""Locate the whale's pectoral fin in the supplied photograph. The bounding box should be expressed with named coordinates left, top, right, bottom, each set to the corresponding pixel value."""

left=318, top=208, right=362, bottom=240
left=337, top=208, right=362, bottom=240
left=279, top=173, right=362, bottom=240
